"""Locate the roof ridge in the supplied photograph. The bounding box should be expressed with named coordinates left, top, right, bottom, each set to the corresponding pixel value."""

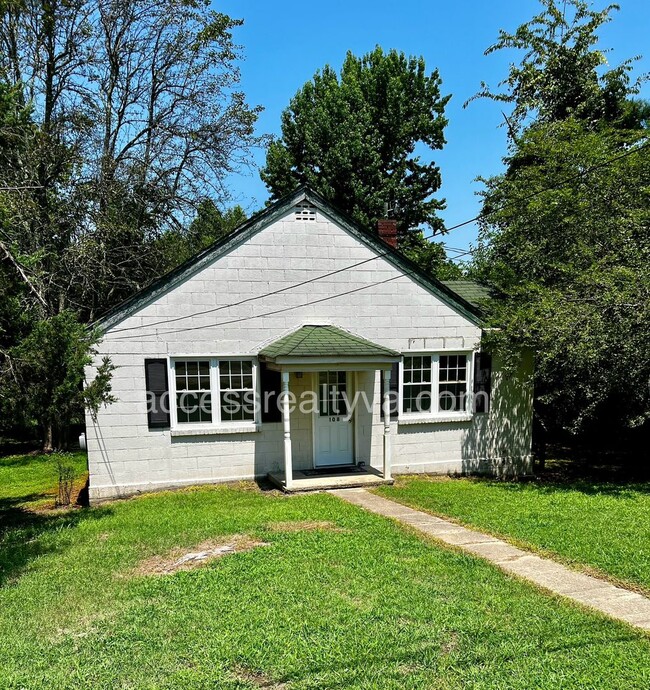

left=259, top=323, right=400, bottom=360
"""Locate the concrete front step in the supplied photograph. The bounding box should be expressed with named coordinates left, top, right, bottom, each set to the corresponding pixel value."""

left=268, top=469, right=392, bottom=493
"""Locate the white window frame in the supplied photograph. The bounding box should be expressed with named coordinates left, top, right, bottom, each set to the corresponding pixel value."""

left=169, top=356, right=260, bottom=435
left=398, top=351, right=474, bottom=424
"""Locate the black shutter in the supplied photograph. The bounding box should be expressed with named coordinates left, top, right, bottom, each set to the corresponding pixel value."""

left=145, top=359, right=170, bottom=429
left=260, top=362, right=282, bottom=423
left=473, top=352, right=492, bottom=414
left=380, top=361, right=400, bottom=420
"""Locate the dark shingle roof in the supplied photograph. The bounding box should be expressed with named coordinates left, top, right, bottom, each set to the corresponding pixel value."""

left=441, top=281, right=493, bottom=310
left=259, top=325, right=400, bottom=360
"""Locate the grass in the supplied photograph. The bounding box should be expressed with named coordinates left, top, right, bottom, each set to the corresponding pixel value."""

left=376, top=472, right=650, bottom=593
left=0, top=451, right=88, bottom=507
left=0, top=454, right=649, bottom=688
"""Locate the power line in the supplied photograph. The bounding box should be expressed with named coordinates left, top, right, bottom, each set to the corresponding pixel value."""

left=423, top=137, right=650, bottom=241
left=110, top=239, right=476, bottom=336
left=109, top=137, right=649, bottom=339
left=111, top=272, right=406, bottom=341
left=109, top=253, right=387, bottom=334
left=444, top=247, right=475, bottom=260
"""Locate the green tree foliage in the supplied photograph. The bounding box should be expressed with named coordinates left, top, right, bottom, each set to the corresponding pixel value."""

left=0, top=2, right=262, bottom=447
left=154, top=201, right=247, bottom=269
left=471, top=1, right=650, bottom=439
left=2, top=312, right=115, bottom=451
left=468, top=0, right=649, bottom=135
left=261, top=47, right=460, bottom=276
left=187, top=201, right=247, bottom=252
left=405, top=235, right=464, bottom=280
left=0, top=0, right=263, bottom=320
left=476, top=121, right=649, bottom=435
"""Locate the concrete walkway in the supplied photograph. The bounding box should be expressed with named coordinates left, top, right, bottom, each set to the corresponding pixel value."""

left=330, top=488, right=650, bottom=631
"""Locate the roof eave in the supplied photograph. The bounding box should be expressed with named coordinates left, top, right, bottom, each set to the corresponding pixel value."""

left=93, top=185, right=485, bottom=333
left=92, top=187, right=311, bottom=333
left=260, top=354, right=399, bottom=372
left=302, top=189, right=484, bottom=326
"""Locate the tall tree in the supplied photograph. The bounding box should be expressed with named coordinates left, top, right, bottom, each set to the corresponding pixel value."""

left=470, top=0, right=650, bottom=442
left=261, top=47, right=456, bottom=274
left=0, top=1, right=263, bottom=448
left=0, top=0, right=263, bottom=319
left=474, top=121, right=649, bottom=437
left=467, top=0, right=648, bottom=136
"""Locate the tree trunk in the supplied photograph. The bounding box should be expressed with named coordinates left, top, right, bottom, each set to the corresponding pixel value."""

left=43, top=423, right=54, bottom=453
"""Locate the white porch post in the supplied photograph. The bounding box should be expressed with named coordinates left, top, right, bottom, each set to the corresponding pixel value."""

left=382, top=368, right=392, bottom=480
left=281, top=370, right=293, bottom=490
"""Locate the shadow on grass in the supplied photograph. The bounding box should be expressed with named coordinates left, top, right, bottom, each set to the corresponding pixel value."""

left=0, top=453, right=44, bottom=468
left=0, top=494, right=112, bottom=588
left=458, top=456, right=650, bottom=498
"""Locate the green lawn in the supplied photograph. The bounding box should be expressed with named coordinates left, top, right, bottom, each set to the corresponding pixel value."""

left=1, top=455, right=650, bottom=688
left=377, top=474, right=650, bottom=592
left=0, top=451, right=88, bottom=506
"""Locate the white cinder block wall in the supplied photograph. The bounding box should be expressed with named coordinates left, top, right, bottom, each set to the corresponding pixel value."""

left=85, top=206, right=533, bottom=500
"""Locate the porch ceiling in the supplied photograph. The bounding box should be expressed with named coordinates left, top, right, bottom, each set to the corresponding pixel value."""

left=258, top=325, right=400, bottom=370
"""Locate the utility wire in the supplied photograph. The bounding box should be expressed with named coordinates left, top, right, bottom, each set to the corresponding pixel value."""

left=111, top=272, right=406, bottom=341
left=422, top=137, right=650, bottom=240
left=108, top=137, right=650, bottom=339
left=109, top=253, right=387, bottom=333
left=111, top=239, right=475, bottom=336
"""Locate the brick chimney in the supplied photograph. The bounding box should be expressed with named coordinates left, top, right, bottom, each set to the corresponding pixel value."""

left=377, top=219, right=398, bottom=248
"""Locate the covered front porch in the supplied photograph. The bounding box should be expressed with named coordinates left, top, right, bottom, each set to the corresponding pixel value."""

left=259, top=325, right=400, bottom=492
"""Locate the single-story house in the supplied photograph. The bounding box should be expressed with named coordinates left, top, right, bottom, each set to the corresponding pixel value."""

left=85, top=187, right=533, bottom=502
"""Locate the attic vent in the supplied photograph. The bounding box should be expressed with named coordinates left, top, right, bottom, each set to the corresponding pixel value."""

left=294, top=202, right=316, bottom=221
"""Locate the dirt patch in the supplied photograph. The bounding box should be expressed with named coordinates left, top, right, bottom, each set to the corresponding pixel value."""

left=28, top=472, right=90, bottom=513
left=266, top=520, right=343, bottom=533
left=232, top=665, right=287, bottom=689
left=133, top=535, right=269, bottom=576
left=441, top=631, right=460, bottom=655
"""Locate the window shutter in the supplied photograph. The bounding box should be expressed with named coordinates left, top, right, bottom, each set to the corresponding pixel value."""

left=260, top=363, right=282, bottom=423
left=380, top=362, right=400, bottom=420
left=144, top=359, right=170, bottom=429
left=473, top=352, right=492, bottom=414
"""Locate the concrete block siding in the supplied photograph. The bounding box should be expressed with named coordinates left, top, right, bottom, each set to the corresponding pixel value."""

left=86, top=204, right=533, bottom=501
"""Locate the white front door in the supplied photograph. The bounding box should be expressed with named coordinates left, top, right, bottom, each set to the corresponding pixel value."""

left=314, top=371, right=354, bottom=467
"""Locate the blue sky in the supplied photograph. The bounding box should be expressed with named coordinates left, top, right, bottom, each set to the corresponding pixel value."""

left=218, top=0, right=650, bottom=256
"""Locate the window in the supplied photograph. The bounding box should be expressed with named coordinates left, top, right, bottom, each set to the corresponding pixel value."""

left=319, top=371, right=348, bottom=416
left=219, top=359, right=255, bottom=422
left=172, top=358, right=257, bottom=427
left=402, top=356, right=432, bottom=413
left=175, top=360, right=212, bottom=424
left=401, top=353, right=470, bottom=418
left=438, top=355, right=468, bottom=412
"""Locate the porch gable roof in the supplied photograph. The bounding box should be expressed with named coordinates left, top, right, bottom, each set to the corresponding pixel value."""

left=259, top=325, right=400, bottom=362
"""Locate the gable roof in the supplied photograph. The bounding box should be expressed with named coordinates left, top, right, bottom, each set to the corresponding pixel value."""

left=94, top=187, right=484, bottom=332
left=259, top=325, right=400, bottom=360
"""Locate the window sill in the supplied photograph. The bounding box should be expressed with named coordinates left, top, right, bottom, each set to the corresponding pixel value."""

left=398, top=414, right=473, bottom=426
left=171, top=423, right=260, bottom=437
